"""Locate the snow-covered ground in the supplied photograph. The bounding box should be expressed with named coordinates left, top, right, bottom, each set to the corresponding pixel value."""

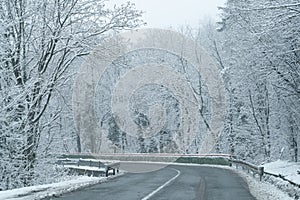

left=0, top=159, right=121, bottom=200
left=235, top=159, right=300, bottom=200
left=262, top=160, right=300, bottom=185
left=238, top=170, right=294, bottom=200
left=0, top=172, right=122, bottom=200
left=259, top=160, right=300, bottom=199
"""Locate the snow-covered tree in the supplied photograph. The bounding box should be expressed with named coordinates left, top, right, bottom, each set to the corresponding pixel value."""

left=213, top=0, right=300, bottom=162
left=0, top=0, right=144, bottom=189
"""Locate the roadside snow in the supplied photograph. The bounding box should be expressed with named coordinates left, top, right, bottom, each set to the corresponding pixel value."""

left=0, top=173, right=123, bottom=200
left=235, top=159, right=300, bottom=200
left=0, top=159, right=121, bottom=200
left=262, top=160, right=300, bottom=185
left=238, top=171, right=294, bottom=200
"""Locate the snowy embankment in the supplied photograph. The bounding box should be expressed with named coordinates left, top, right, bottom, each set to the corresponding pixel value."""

left=262, top=160, right=300, bottom=185
left=239, top=171, right=295, bottom=200
left=261, top=160, right=300, bottom=199
left=237, top=159, right=299, bottom=200
left=0, top=172, right=122, bottom=200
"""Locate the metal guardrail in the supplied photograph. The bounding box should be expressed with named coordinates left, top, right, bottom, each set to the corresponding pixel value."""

left=264, top=171, right=300, bottom=188
left=61, top=153, right=232, bottom=165
left=57, top=159, right=120, bottom=177
left=229, top=158, right=264, bottom=181
left=62, top=153, right=232, bottom=158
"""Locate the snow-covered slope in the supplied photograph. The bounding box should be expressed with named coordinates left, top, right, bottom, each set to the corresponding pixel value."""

left=263, top=160, right=300, bottom=185
left=0, top=175, right=119, bottom=200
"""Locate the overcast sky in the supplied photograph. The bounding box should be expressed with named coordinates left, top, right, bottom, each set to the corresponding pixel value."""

left=107, top=0, right=227, bottom=28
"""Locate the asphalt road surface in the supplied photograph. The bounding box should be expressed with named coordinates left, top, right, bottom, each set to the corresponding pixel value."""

left=50, top=163, right=255, bottom=200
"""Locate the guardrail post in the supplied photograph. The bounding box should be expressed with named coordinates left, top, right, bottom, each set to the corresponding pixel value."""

left=258, top=166, right=264, bottom=181
left=105, top=166, right=109, bottom=177
left=229, top=156, right=232, bottom=167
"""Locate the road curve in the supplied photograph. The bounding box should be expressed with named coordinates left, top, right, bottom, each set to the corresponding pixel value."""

left=49, top=163, right=255, bottom=200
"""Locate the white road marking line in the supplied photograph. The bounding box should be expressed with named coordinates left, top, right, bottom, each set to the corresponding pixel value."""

left=141, top=168, right=181, bottom=200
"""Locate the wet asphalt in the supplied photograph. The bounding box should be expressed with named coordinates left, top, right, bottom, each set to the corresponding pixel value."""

left=50, top=163, right=255, bottom=200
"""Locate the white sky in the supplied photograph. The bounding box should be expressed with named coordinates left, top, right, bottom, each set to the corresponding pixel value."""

left=107, top=0, right=227, bottom=28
